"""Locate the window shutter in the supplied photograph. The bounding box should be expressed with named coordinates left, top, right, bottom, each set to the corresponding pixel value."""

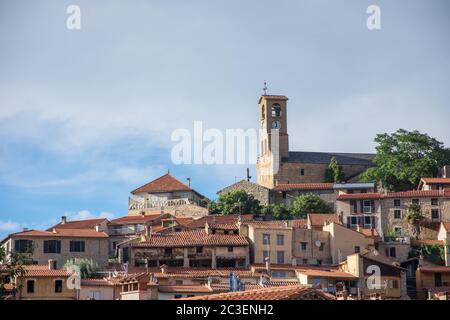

left=44, top=241, right=48, bottom=253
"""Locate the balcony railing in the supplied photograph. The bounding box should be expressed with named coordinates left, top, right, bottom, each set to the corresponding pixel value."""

left=128, top=197, right=193, bottom=211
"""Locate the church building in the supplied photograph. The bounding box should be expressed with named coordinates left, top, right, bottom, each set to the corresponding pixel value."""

left=256, top=94, right=375, bottom=189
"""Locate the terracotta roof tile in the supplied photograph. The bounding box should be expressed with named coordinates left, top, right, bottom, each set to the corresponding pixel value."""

left=186, top=214, right=253, bottom=229
left=411, top=239, right=445, bottom=246
left=338, top=189, right=450, bottom=200
left=131, top=173, right=191, bottom=194
left=296, top=268, right=356, bottom=279
left=130, top=230, right=248, bottom=247
left=23, top=265, right=72, bottom=277
left=182, top=286, right=335, bottom=300
left=245, top=219, right=306, bottom=229
left=110, top=214, right=162, bottom=225
left=442, top=222, right=450, bottom=232
left=308, top=214, right=340, bottom=227
left=10, top=228, right=108, bottom=238
left=48, top=218, right=107, bottom=230
left=421, top=178, right=450, bottom=184
left=273, top=183, right=334, bottom=192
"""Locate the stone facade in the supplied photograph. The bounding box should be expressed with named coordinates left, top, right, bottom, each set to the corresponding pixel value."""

left=292, top=228, right=331, bottom=265
left=128, top=203, right=209, bottom=218
left=217, top=180, right=271, bottom=205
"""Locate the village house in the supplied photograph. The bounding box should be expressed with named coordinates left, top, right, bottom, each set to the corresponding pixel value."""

left=13, top=262, right=76, bottom=300
left=1, top=227, right=109, bottom=268
left=339, top=251, right=408, bottom=299
left=128, top=173, right=209, bottom=218
left=117, top=228, right=250, bottom=268
left=416, top=265, right=450, bottom=299
left=337, top=189, right=450, bottom=242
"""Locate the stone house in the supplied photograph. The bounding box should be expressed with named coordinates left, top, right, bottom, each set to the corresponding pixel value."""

left=1, top=227, right=109, bottom=268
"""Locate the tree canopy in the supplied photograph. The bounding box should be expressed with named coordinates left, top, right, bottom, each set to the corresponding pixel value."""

left=360, top=129, right=450, bottom=191
left=325, top=156, right=345, bottom=183
left=208, top=190, right=261, bottom=215
left=0, top=246, right=34, bottom=298
left=64, top=258, right=102, bottom=279
left=291, top=193, right=334, bottom=218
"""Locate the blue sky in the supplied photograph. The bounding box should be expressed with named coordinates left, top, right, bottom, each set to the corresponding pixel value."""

left=1, top=0, right=449, bottom=238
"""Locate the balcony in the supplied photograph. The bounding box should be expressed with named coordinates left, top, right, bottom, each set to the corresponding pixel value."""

left=128, top=196, right=193, bottom=210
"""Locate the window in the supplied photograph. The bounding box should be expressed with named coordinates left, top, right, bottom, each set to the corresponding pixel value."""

left=282, top=192, right=287, bottom=199
left=385, top=247, right=397, bottom=258
left=363, top=200, right=374, bottom=213
left=276, top=251, right=285, bottom=264
left=227, top=246, right=233, bottom=253
left=263, top=250, right=269, bottom=261
left=27, top=280, right=35, bottom=293
left=262, top=233, right=270, bottom=245
left=317, top=260, right=322, bottom=265
left=196, top=246, right=203, bottom=253
left=14, top=239, right=33, bottom=253
left=431, top=198, right=438, bottom=206
left=394, top=210, right=402, bottom=219
left=364, top=216, right=373, bottom=228
left=300, top=169, right=305, bottom=176
left=43, top=240, right=61, bottom=254
left=278, top=272, right=286, bottom=278
left=55, top=280, right=63, bottom=293
left=319, top=244, right=324, bottom=252
left=350, top=216, right=358, bottom=227
left=394, top=199, right=401, bottom=207
left=276, top=234, right=284, bottom=246
left=271, top=104, right=281, bottom=117
left=302, top=259, right=308, bottom=264
left=392, top=280, right=399, bottom=289
left=69, top=241, right=85, bottom=252
left=435, top=273, right=442, bottom=287
left=354, top=246, right=360, bottom=253
left=431, top=209, right=440, bottom=220
left=164, top=248, right=172, bottom=256
left=300, top=242, right=307, bottom=251
left=412, top=199, right=419, bottom=205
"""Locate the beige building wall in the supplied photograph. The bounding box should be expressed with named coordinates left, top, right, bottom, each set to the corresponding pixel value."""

left=10, top=236, right=109, bottom=268
left=17, top=276, right=76, bottom=300
left=248, top=226, right=292, bottom=264
left=292, top=228, right=331, bottom=265
left=323, top=223, right=375, bottom=264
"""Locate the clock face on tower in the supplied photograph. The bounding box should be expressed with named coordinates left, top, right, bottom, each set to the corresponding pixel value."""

left=272, top=120, right=281, bottom=130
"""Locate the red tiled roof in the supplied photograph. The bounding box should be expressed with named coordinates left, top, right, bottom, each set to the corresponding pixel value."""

left=182, top=286, right=335, bottom=300
left=411, top=239, right=445, bottom=246
left=418, top=266, right=450, bottom=273
left=130, top=230, right=248, bottom=248
left=10, top=228, right=108, bottom=238
left=110, top=214, right=162, bottom=225
left=23, top=265, right=72, bottom=277
left=421, top=178, right=450, bottom=184
left=442, top=222, right=450, bottom=232
left=186, top=214, right=253, bottom=229
left=48, top=218, right=107, bottom=231
left=308, top=214, right=340, bottom=227
left=273, top=183, right=334, bottom=192
left=296, top=268, right=356, bottom=279
left=245, top=219, right=307, bottom=229
left=337, top=193, right=384, bottom=200
left=337, top=189, right=450, bottom=200
left=131, top=173, right=191, bottom=194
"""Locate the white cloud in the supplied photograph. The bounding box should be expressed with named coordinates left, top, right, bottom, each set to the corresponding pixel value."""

left=0, top=220, right=22, bottom=232
left=64, top=210, right=115, bottom=221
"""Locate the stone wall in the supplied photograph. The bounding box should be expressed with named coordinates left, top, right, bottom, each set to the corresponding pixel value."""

left=128, top=203, right=209, bottom=218
left=217, top=180, right=271, bottom=205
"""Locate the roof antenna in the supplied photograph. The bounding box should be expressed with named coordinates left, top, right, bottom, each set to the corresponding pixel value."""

left=246, top=168, right=252, bottom=182
left=263, top=81, right=268, bottom=95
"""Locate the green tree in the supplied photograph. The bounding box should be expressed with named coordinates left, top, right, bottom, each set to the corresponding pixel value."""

left=64, top=258, right=102, bottom=279
left=360, top=129, right=450, bottom=191
left=207, top=190, right=261, bottom=215
left=0, top=245, right=34, bottom=298
left=325, top=156, right=345, bottom=183
left=291, top=193, right=334, bottom=218
left=406, top=203, right=424, bottom=239
left=260, top=204, right=292, bottom=220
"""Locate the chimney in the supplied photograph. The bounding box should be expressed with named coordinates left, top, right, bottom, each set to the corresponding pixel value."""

left=61, top=216, right=67, bottom=225
left=207, top=276, right=213, bottom=289
left=186, top=177, right=191, bottom=188
left=160, top=206, right=164, bottom=216
left=205, top=222, right=211, bottom=234
left=22, top=227, right=29, bottom=232
left=48, top=259, right=56, bottom=270
left=160, top=264, right=168, bottom=275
